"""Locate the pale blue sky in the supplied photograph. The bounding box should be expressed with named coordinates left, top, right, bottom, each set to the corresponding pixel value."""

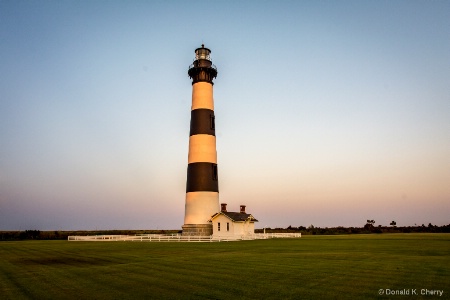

left=1, top=1, right=449, bottom=230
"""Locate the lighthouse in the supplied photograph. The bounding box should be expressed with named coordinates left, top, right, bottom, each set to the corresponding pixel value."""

left=182, top=45, right=219, bottom=236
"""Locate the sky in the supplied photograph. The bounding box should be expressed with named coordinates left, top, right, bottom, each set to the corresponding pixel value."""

left=1, top=0, right=449, bottom=230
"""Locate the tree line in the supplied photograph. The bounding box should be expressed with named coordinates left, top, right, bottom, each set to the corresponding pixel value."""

left=1, top=222, right=449, bottom=240
left=0, top=229, right=179, bottom=241
left=256, top=222, right=450, bottom=235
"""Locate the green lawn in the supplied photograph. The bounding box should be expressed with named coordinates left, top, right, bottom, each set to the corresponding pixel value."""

left=1, top=234, right=449, bottom=299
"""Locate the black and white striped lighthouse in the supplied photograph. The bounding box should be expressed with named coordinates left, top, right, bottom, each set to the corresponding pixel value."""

left=182, top=45, right=219, bottom=236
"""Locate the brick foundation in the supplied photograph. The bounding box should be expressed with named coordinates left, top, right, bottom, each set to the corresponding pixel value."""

left=182, top=224, right=213, bottom=236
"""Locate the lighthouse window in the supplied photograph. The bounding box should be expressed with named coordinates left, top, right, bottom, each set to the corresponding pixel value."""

left=218, top=222, right=221, bottom=231
left=212, top=164, right=218, bottom=181
left=210, top=115, right=215, bottom=130
left=227, top=222, right=229, bottom=231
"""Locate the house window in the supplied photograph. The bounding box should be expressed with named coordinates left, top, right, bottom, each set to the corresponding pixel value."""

left=218, top=222, right=220, bottom=231
left=227, top=222, right=229, bottom=231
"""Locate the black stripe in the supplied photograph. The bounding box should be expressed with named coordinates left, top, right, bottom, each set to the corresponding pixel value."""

left=190, top=109, right=215, bottom=136
left=186, top=162, right=219, bottom=192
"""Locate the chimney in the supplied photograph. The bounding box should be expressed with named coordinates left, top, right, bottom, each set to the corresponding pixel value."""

left=240, top=205, right=246, bottom=214
left=221, top=203, right=227, bottom=212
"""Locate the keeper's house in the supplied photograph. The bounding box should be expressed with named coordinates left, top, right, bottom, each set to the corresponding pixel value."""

left=209, top=204, right=258, bottom=237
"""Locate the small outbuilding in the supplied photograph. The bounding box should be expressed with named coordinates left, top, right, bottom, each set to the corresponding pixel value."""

left=209, top=204, right=258, bottom=237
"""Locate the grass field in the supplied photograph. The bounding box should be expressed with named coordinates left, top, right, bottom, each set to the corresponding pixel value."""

left=1, top=234, right=449, bottom=299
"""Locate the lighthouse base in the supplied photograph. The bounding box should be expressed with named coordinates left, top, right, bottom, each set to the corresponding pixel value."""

left=182, top=224, right=213, bottom=236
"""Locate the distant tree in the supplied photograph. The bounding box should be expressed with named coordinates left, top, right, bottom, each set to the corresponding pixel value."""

left=364, top=220, right=376, bottom=230
left=20, top=230, right=41, bottom=240
left=390, top=221, right=397, bottom=227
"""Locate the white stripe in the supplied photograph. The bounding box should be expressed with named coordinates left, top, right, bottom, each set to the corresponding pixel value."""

left=188, top=134, right=217, bottom=163
left=184, top=192, right=220, bottom=225
left=191, top=82, right=214, bottom=110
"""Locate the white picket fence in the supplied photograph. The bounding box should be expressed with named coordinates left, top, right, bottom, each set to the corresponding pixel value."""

left=67, top=233, right=301, bottom=242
